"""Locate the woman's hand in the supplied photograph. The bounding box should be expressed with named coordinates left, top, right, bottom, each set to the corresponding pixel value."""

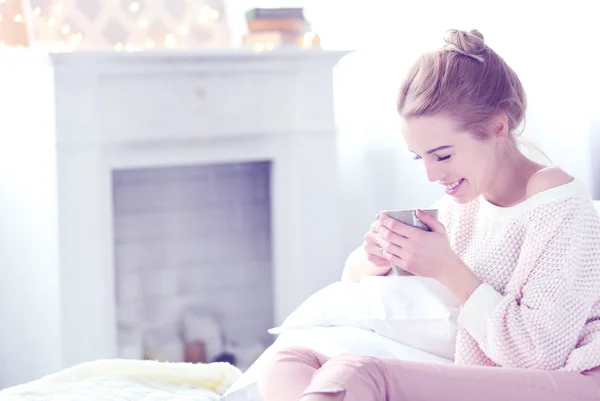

left=376, top=210, right=452, bottom=279
left=342, top=219, right=394, bottom=282
left=376, top=209, right=482, bottom=304
left=362, top=219, right=395, bottom=270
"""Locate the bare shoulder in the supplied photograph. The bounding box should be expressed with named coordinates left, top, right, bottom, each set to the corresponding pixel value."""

left=526, top=166, right=574, bottom=198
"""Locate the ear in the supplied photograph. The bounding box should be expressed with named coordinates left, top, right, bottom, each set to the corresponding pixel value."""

left=490, top=113, right=510, bottom=138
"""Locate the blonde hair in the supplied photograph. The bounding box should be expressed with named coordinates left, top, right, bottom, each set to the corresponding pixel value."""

left=397, top=29, right=527, bottom=139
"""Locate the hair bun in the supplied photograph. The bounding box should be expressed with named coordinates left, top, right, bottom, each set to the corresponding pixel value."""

left=444, top=29, right=486, bottom=61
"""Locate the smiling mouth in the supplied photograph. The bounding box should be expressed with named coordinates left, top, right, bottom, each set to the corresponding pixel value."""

left=444, top=179, right=463, bottom=190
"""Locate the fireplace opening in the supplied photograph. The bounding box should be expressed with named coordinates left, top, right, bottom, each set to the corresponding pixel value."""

left=111, top=160, right=273, bottom=370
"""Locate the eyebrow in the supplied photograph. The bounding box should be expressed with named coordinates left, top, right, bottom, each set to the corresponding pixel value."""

left=426, top=145, right=453, bottom=154
left=408, top=145, right=454, bottom=155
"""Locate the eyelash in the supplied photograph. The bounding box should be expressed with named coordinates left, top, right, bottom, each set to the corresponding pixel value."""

left=413, top=155, right=452, bottom=162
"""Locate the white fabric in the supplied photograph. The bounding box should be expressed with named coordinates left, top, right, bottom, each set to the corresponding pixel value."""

left=222, top=276, right=459, bottom=400
left=269, top=276, right=460, bottom=361
left=221, top=326, right=452, bottom=401
left=0, top=359, right=241, bottom=401
left=457, top=283, right=505, bottom=344
left=0, top=377, right=219, bottom=401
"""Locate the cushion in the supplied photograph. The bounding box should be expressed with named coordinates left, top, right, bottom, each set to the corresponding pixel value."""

left=269, top=276, right=460, bottom=360
left=222, top=276, right=459, bottom=401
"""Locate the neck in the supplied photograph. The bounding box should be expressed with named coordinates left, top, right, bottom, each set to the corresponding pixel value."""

left=482, top=150, right=544, bottom=207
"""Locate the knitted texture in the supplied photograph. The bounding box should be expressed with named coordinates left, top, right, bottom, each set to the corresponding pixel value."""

left=440, top=182, right=600, bottom=372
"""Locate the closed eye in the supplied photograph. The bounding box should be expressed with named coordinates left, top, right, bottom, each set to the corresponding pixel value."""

left=413, top=154, right=452, bottom=162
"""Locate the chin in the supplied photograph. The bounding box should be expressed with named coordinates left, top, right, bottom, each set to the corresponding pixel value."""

left=447, top=182, right=479, bottom=204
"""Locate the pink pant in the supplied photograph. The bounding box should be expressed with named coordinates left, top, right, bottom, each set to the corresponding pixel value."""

left=257, top=346, right=600, bottom=401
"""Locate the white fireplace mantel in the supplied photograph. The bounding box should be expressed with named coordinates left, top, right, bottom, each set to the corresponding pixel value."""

left=0, top=48, right=349, bottom=387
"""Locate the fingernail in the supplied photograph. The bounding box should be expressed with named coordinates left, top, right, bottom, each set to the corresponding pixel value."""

left=376, top=213, right=380, bottom=219
left=416, top=209, right=425, bottom=215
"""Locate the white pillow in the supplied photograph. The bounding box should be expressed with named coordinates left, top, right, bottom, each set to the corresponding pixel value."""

left=221, top=326, right=452, bottom=401
left=221, top=276, right=459, bottom=401
left=269, top=276, right=460, bottom=360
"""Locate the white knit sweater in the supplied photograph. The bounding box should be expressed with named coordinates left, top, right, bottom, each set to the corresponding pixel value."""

left=446, top=179, right=600, bottom=372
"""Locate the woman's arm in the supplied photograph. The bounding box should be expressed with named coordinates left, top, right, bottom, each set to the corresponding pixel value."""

left=456, top=200, right=600, bottom=370
left=341, top=246, right=391, bottom=282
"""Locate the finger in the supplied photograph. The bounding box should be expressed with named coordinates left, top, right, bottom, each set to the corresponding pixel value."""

left=383, top=250, right=405, bottom=269
left=363, top=229, right=382, bottom=245
left=416, top=209, right=446, bottom=234
left=377, top=236, right=404, bottom=259
left=362, top=222, right=380, bottom=242
left=378, top=214, right=423, bottom=239
left=363, top=241, right=385, bottom=256
left=377, top=224, right=410, bottom=248
left=370, top=219, right=381, bottom=234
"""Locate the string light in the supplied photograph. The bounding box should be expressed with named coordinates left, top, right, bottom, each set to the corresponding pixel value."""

left=0, top=0, right=231, bottom=51
left=250, top=31, right=320, bottom=54
left=164, top=33, right=177, bottom=48
left=137, top=18, right=149, bottom=29
left=128, top=2, right=140, bottom=12
left=176, top=24, right=190, bottom=36
left=197, top=5, right=219, bottom=25
left=302, top=32, right=317, bottom=48
left=69, top=32, right=83, bottom=44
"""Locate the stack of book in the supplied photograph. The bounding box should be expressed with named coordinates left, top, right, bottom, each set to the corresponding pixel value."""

left=242, top=7, right=320, bottom=51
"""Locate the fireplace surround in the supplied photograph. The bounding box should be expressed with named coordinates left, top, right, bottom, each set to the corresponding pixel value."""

left=0, top=48, right=348, bottom=385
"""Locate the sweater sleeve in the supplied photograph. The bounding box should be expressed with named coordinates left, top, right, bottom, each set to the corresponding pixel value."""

left=457, top=198, right=600, bottom=370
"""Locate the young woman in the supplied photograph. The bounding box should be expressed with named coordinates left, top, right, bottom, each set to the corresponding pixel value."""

left=255, top=29, right=600, bottom=401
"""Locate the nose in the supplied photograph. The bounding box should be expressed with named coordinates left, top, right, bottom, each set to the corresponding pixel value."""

left=424, top=160, right=444, bottom=183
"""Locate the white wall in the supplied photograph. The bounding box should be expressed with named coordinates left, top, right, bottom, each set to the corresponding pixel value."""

left=0, top=51, right=62, bottom=388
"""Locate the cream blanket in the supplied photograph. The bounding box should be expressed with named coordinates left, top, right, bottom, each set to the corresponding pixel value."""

left=0, top=359, right=242, bottom=401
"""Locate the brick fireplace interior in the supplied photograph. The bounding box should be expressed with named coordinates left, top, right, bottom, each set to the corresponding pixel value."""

left=112, top=160, right=274, bottom=370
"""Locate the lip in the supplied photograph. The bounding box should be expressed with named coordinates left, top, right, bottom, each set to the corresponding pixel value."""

left=444, top=178, right=465, bottom=195
left=442, top=179, right=460, bottom=186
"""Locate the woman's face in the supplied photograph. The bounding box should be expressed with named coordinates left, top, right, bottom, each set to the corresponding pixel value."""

left=401, top=114, right=502, bottom=204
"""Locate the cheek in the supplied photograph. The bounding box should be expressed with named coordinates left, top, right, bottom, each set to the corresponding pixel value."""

left=467, top=147, right=497, bottom=181
left=453, top=145, right=492, bottom=176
